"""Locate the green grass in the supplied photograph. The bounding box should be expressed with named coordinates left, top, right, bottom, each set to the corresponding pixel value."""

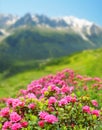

left=0, top=48, right=102, bottom=98
left=0, top=70, right=50, bottom=98
left=43, top=48, right=102, bottom=78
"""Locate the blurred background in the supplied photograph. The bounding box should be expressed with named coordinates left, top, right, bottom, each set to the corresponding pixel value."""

left=0, top=0, right=102, bottom=98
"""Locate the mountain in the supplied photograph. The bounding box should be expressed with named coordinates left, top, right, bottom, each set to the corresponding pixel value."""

left=0, top=13, right=102, bottom=73
left=0, top=13, right=102, bottom=43
left=0, top=31, right=3, bottom=36
left=0, top=13, right=102, bottom=32
left=12, top=13, right=69, bottom=28
left=0, top=27, right=91, bottom=71
left=0, top=13, right=102, bottom=41
left=0, top=14, right=19, bottom=28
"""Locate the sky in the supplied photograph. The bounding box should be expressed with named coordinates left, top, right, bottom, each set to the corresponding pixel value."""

left=0, top=0, right=102, bottom=26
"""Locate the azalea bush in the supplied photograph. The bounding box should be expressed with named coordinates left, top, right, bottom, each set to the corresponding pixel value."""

left=0, top=69, right=102, bottom=130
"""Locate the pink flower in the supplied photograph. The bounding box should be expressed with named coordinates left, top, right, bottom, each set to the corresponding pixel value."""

left=91, top=110, right=100, bottom=117
left=83, top=86, right=88, bottom=91
left=44, top=114, right=58, bottom=124
left=6, top=98, right=25, bottom=108
left=71, top=97, right=76, bottom=103
left=84, top=77, right=92, bottom=81
left=39, top=112, right=58, bottom=124
left=21, top=121, right=28, bottom=128
left=58, top=98, right=68, bottom=106
left=61, top=85, right=70, bottom=93
left=41, top=87, right=48, bottom=94
left=12, top=99, right=24, bottom=108
left=71, top=123, right=75, bottom=128
left=6, top=98, right=13, bottom=106
left=65, top=96, right=72, bottom=103
left=27, top=93, right=36, bottom=99
left=50, top=85, right=60, bottom=94
left=76, top=75, right=83, bottom=79
left=94, top=77, right=101, bottom=82
left=82, top=106, right=90, bottom=114
left=28, top=103, right=36, bottom=109
left=48, top=97, right=57, bottom=105
left=0, top=107, right=9, bottom=117
left=38, top=120, right=45, bottom=128
left=2, top=121, right=12, bottom=129
left=10, top=112, right=21, bottom=123
left=39, top=111, right=49, bottom=120
left=91, top=100, right=98, bottom=107
left=20, top=89, right=27, bottom=95
left=11, top=123, right=22, bottom=130
left=69, top=86, right=74, bottom=93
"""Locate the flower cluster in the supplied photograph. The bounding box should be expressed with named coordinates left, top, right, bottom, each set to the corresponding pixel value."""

left=39, top=111, right=58, bottom=125
left=0, top=110, right=28, bottom=130
left=0, top=69, right=102, bottom=129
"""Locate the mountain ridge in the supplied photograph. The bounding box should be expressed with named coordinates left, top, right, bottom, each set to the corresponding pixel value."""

left=0, top=13, right=102, bottom=73
left=0, top=13, right=102, bottom=44
left=0, top=13, right=102, bottom=45
left=0, top=13, right=102, bottom=32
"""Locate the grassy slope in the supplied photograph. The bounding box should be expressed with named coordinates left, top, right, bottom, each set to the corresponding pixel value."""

left=0, top=48, right=102, bottom=98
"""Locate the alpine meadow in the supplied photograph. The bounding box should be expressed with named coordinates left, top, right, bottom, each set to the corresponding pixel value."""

left=0, top=2, right=102, bottom=129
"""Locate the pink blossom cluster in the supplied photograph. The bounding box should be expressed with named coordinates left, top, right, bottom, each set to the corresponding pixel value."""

left=39, top=111, right=58, bottom=124
left=0, top=111, right=28, bottom=130
left=0, top=69, right=102, bottom=129
left=6, top=98, right=24, bottom=108
left=82, top=105, right=100, bottom=117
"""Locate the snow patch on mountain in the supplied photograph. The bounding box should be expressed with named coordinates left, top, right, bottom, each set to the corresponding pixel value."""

left=0, top=13, right=102, bottom=41
left=6, top=16, right=19, bottom=25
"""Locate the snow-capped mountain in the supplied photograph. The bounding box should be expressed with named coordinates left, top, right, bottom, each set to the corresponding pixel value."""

left=0, top=14, right=19, bottom=28
left=0, top=13, right=102, bottom=39
left=0, top=13, right=102, bottom=65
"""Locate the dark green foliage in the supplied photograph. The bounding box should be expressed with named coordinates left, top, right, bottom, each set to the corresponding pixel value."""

left=0, top=27, right=102, bottom=74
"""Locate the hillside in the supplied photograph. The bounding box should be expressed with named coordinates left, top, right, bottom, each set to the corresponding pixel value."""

left=0, top=26, right=102, bottom=73
left=0, top=13, right=102, bottom=74
left=0, top=48, right=102, bottom=98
